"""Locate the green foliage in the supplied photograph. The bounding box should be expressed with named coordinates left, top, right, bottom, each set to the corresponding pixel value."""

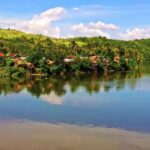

left=0, top=57, right=6, bottom=67
left=6, top=59, right=13, bottom=67
left=39, top=59, right=49, bottom=73
left=6, top=66, right=26, bottom=77
left=49, top=64, right=64, bottom=74
left=27, top=51, right=44, bottom=67
left=69, top=59, right=81, bottom=72
left=0, top=29, right=149, bottom=75
left=80, top=59, right=92, bottom=70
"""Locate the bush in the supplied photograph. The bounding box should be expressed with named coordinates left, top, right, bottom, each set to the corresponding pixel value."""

left=49, top=64, right=64, bottom=74
left=6, top=66, right=26, bottom=77
left=27, top=51, right=44, bottom=67
left=0, top=57, right=6, bottom=67
left=80, top=59, right=91, bottom=71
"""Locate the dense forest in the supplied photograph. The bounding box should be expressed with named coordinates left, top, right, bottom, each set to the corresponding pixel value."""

left=0, top=29, right=149, bottom=77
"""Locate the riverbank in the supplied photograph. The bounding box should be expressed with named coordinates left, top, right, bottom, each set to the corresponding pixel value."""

left=0, top=65, right=142, bottom=78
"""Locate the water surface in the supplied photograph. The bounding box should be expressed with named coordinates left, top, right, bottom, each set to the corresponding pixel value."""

left=0, top=69, right=150, bottom=150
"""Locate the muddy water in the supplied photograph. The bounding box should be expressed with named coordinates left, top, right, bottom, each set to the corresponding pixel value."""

left=0, top=121, right=150, bottom=150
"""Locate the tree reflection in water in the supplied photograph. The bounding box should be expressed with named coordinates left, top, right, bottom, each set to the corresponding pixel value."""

left=0, top=71, right=142, bottom=97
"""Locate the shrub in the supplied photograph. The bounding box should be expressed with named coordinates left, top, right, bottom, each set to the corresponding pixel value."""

left=6, top=66, right=26, bottom=77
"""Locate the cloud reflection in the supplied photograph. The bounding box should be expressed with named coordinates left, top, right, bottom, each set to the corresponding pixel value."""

left=40, top=92, right=64, bottom=105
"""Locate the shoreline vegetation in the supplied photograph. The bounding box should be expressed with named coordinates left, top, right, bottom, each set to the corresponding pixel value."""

left=0, top=29, right=149, bottom=77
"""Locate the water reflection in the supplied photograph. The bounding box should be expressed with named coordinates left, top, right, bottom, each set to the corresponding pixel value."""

left=0, top=70, right=150, bottom=133
left=0, top=71, right=143, bottom=96
left=41, top=92, right=64, bottom=105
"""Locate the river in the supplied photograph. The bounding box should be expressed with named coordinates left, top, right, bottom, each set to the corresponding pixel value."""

left=0, top=68, right=150, bottom=150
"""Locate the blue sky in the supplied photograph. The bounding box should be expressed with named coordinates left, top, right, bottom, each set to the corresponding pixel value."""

left=0, top=0, right=150, bottom=40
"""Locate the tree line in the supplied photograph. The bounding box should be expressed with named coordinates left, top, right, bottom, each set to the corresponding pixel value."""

left=0, top=29, right=148, bottom=77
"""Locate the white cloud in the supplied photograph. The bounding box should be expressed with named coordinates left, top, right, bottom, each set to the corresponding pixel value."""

left=118, top=28, right=150, bottom=40
left=67, top=34, right=75, bottom=38
left=0, top=18, right=20, bottom=28
left=70, top=22, right=118, bottom=38
left=1, top=6, right=150, bottom=40
left=73, top=7, right=80, bottom=11
left=89, top=21, right=119, bottom=30
left=0, top=7, right=66, bottom=38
